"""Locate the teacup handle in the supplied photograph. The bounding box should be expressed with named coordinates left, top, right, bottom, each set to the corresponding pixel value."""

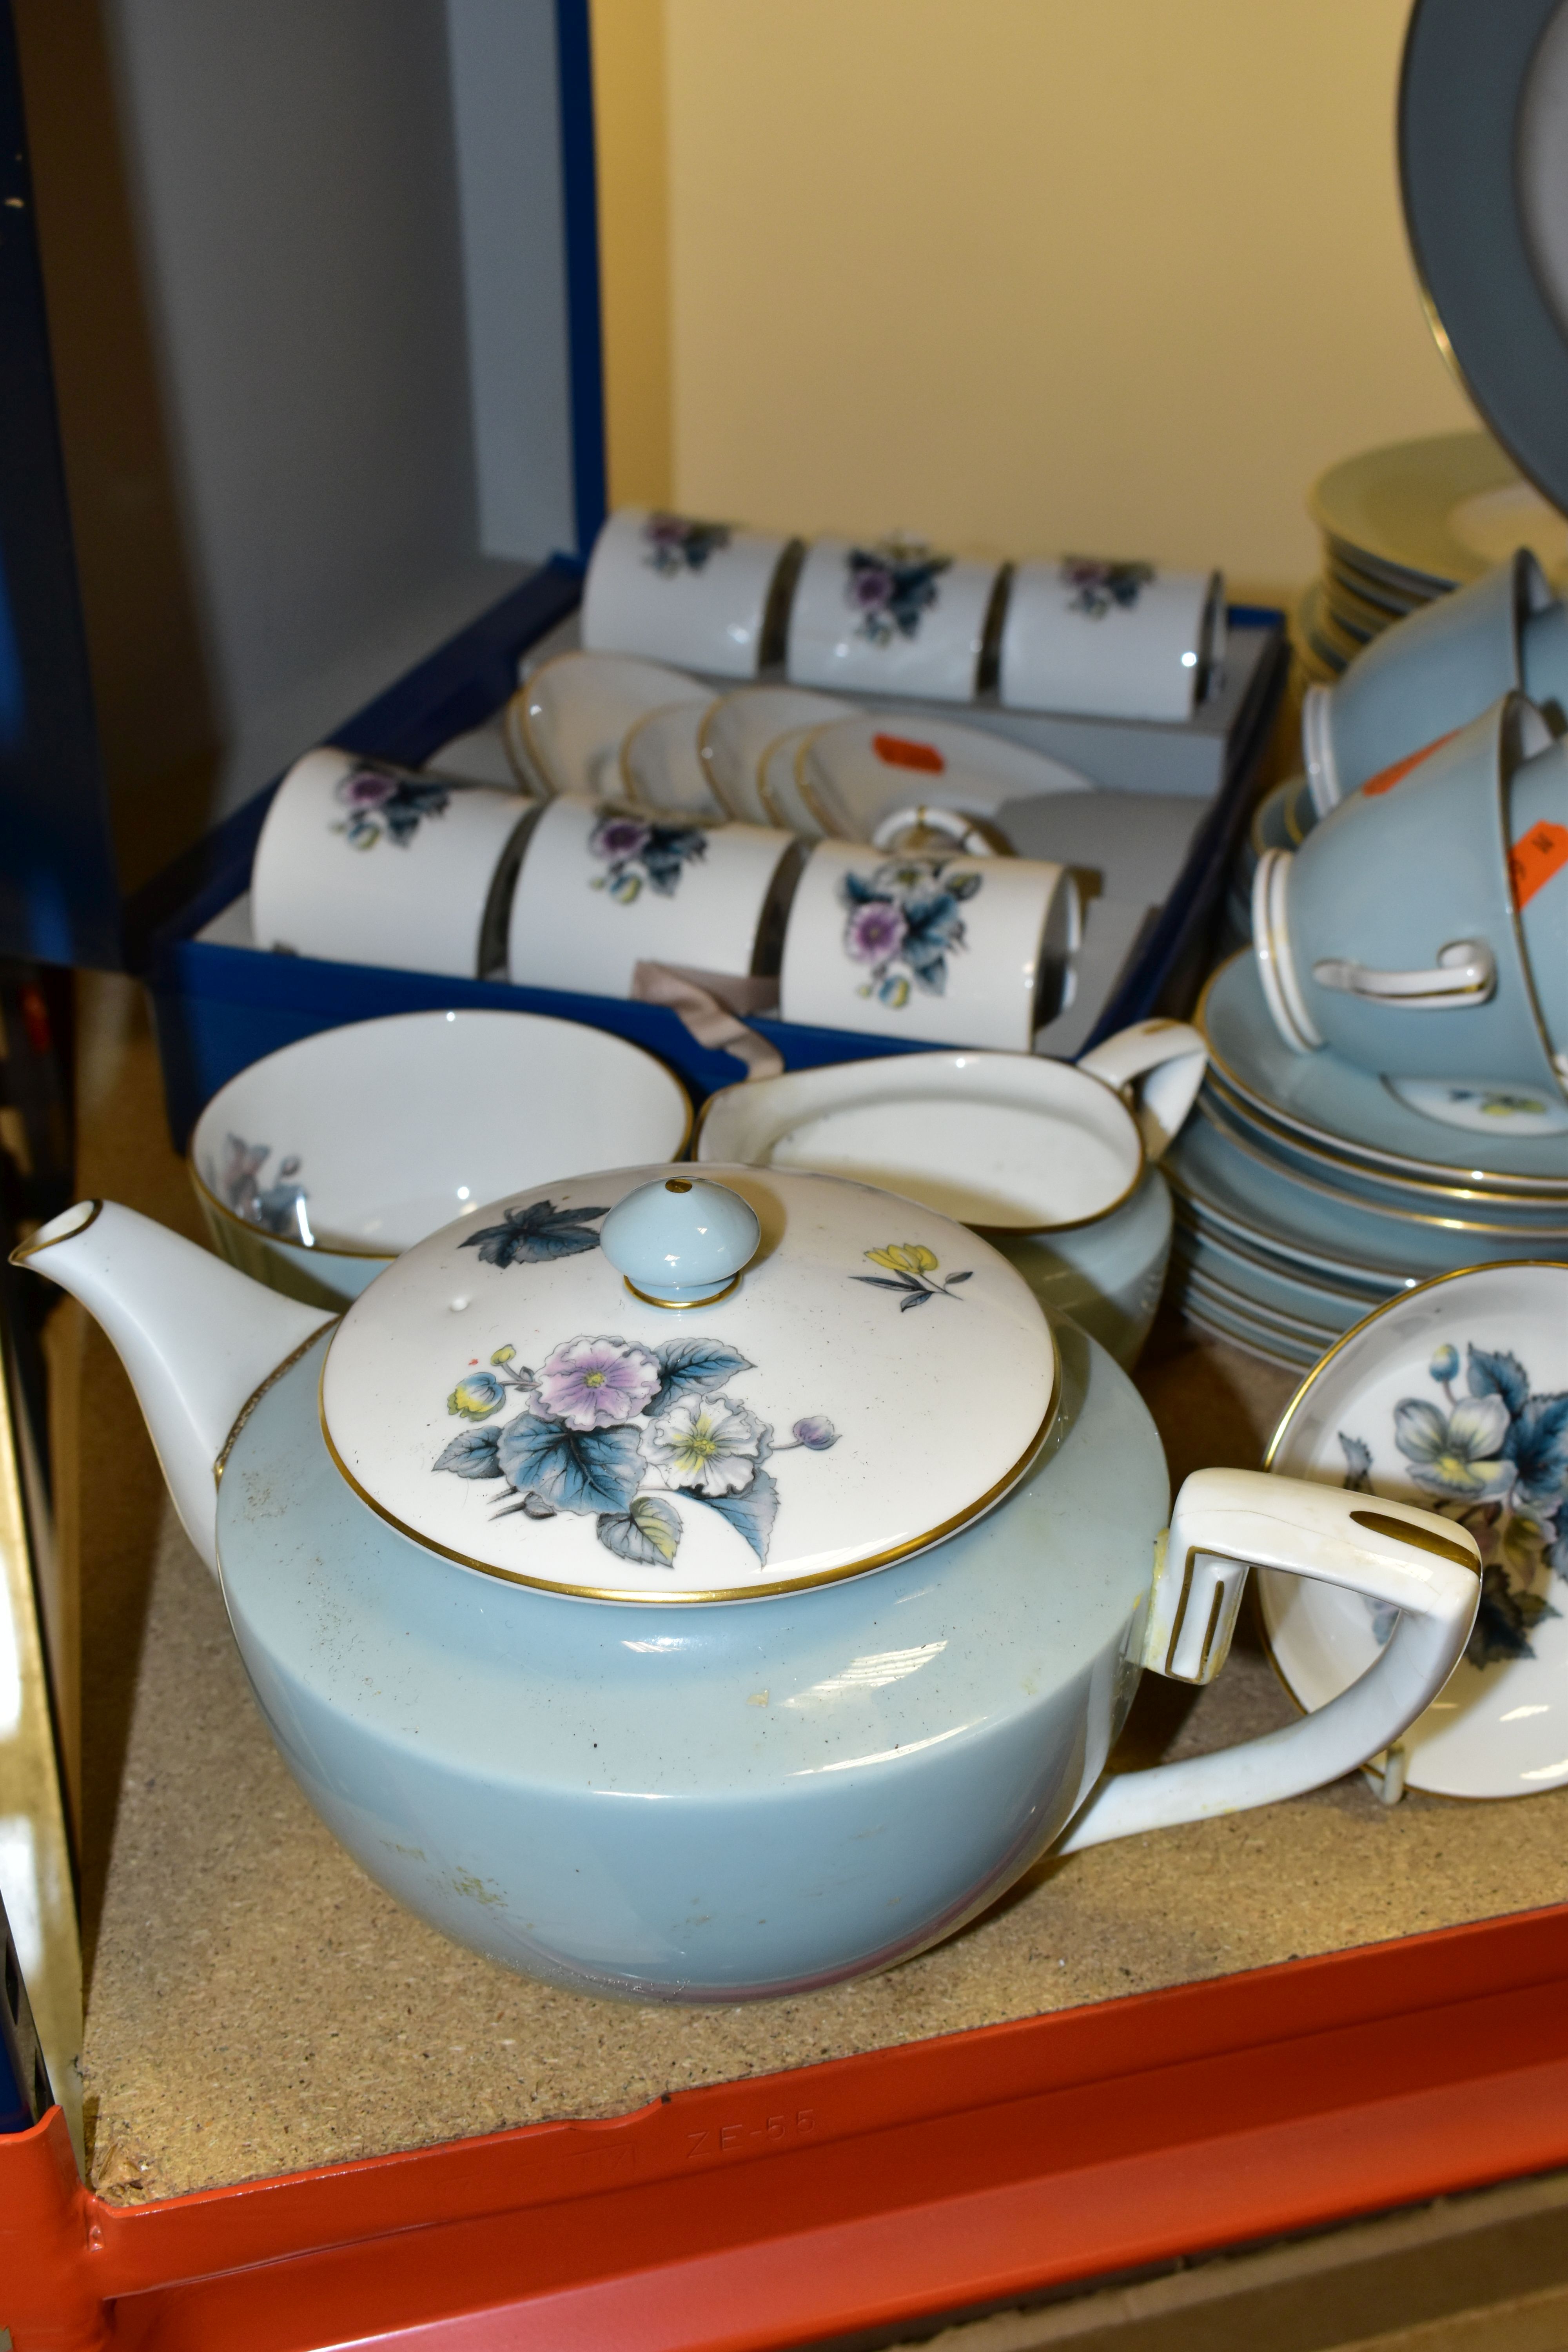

left=1310, top=938, right=1496, bottom=1008
left=869, top=804, right=1002, bottom=857
left=1076, top=1018, right=1207, bottom=1157
left=1055, top=1469, right=1478, bottom=1853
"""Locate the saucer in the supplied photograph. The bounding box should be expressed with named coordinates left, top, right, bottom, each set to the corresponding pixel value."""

left=512, top=652, right=708, bottom=800
left=1176, top=1284, right=1319, bottom=1372
left=1165, top=1109, right=1566, bottom=1288
left=1386, top=1078, right=1568, bottom=1140
left=1257, top=1261, right=1568, bottom=1800
left=1309, top=434, right=1546, bottom=589
left=699, top=686, right=850, bottom=825
left=757, top=727, right=829, bottom=837
left=1173, top=1219, right=1386, bottom=1332
left=797, top=715, right=1092, bottom=841
left=1198, top=952, right=1568, bottom=1194
left=621, top=701, right=726, bottom=818
left=1199, top=1085, right=1568, bottom=1230
left=1174, top=1248, right=1346, bottom=1345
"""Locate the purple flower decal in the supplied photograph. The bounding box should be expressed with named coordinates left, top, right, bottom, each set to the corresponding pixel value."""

left=339, top=770, right=397, bottom=809
left=588, top=813, right=708, bottom=904
left=838, top=853, right=982, bottom=1008
left=591, top=813, right=652, bottom=864
left=641, top=512, right=732, bottom=576
left=434, top=1322, right=839, bottom=1573
left=1061, top=557, right=1154, bottom=620
left=851, top=564, right=894, bottom=611
left=790, top=1416, right=838, bottom=1451
left=846, top=900, right=907, bottom=965
left=536, top=1336, right=668, bottom=1421
left=534, top=1334, right=662, bottom=1431
left=332, top=763, right=450, bottom=848
left=843, top=539, right=951, bottom=647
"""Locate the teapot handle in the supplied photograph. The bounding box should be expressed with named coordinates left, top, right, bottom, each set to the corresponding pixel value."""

left=1055, top=1468, right=1479, bottom=1853
left=1076, top=1018, right=1207, bottom=1158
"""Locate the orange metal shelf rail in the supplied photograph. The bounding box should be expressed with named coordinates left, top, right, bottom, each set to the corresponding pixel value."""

left=5, top=1904, right=1567, bottom=2352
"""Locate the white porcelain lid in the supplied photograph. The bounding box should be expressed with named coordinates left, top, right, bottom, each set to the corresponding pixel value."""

left=319, top=1162, right=1057, bottom=1601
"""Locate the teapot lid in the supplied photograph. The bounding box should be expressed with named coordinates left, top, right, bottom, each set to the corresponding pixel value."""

left=319, top=1163, right=1058, bottom=1601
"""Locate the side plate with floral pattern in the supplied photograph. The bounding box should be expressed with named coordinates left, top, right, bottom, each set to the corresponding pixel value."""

left=1256, top=1261, right=1568, bottom=1798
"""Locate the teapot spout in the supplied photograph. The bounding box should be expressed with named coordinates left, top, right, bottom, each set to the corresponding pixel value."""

left=12, top=1200, right=333, bottom=1575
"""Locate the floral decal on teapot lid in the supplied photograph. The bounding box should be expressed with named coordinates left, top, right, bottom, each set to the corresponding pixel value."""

left=435, top=1328, right=836, bottom=1570
left=318, top=1163, right=1058, bottom=1602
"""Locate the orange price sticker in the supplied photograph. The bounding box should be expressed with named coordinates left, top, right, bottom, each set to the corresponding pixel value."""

left=871, top=732, right=946, bottom=775
left=1509, top=819, right=1568, bottom=909
left=1361, top=728, right=1460, bottom=797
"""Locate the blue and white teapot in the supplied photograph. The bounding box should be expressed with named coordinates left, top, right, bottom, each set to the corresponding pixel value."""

left=16, top=1166, right=1479, bottom=2002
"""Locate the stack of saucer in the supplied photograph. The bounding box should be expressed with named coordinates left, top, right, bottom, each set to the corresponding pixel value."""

left=1295, top=431, right=1568, bottom=683
left=1165, top=952, right=1568, bottom=1370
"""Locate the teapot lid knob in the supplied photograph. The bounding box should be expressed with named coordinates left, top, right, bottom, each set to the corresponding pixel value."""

left=599, top=1175, right=760, bottom=1307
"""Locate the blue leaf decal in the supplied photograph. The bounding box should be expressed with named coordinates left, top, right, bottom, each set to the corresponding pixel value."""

left=433, top=1425, right=504, bottom=1480
left=1468, top=1562, right=1560, bottom=1666
left=461, top=1199, right=610, bottom=1269
left=646, top=1336, right=754, bottom=1418
left=597, top=1494, right=682, bottom=1566
left=1338, top=1432, right=1373, bottom=1492
left=496, top=1412, right=643, bottom=1516
left=1510, top=1391, right=1568, bottom=1507
left=1467, top=1344, right=1530, bottom=1420
left=694, top=1466, right=779, bottom=1564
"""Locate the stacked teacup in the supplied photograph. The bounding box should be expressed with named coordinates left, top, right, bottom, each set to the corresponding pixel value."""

left=1168, top=690, right=1568, bottom=1369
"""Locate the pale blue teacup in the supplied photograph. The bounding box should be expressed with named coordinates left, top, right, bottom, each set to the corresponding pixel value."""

left=1254, top=693, right=1566, bottom=1099
left=1301, top=550, right=1553, bottom=815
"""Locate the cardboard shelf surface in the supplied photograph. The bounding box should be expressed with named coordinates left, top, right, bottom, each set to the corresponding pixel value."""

left=60, top=978, right=1568, bottom=2207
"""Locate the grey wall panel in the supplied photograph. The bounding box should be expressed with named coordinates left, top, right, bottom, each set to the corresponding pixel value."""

left=446, top=0, right=575, bottom=564
left=103, top=0, right=513, bottom=817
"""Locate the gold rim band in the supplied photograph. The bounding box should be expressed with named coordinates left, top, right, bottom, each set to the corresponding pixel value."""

left=622, top=1271, right=742, bottom=1311
left=9, top=1200, right=103, bottom=1264
left=214, top=1320, right=338, bottom=1486
left=314, top=1342, right=1062, bottom=1607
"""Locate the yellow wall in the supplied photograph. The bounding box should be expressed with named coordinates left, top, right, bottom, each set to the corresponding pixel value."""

left=593, top=0, right=1477, bottom=607
left=591, top=0, right=674, bottom=515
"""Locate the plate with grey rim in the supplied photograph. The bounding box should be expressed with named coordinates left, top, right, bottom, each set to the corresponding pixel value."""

left=1401, top=0, right=1568, bottom=528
